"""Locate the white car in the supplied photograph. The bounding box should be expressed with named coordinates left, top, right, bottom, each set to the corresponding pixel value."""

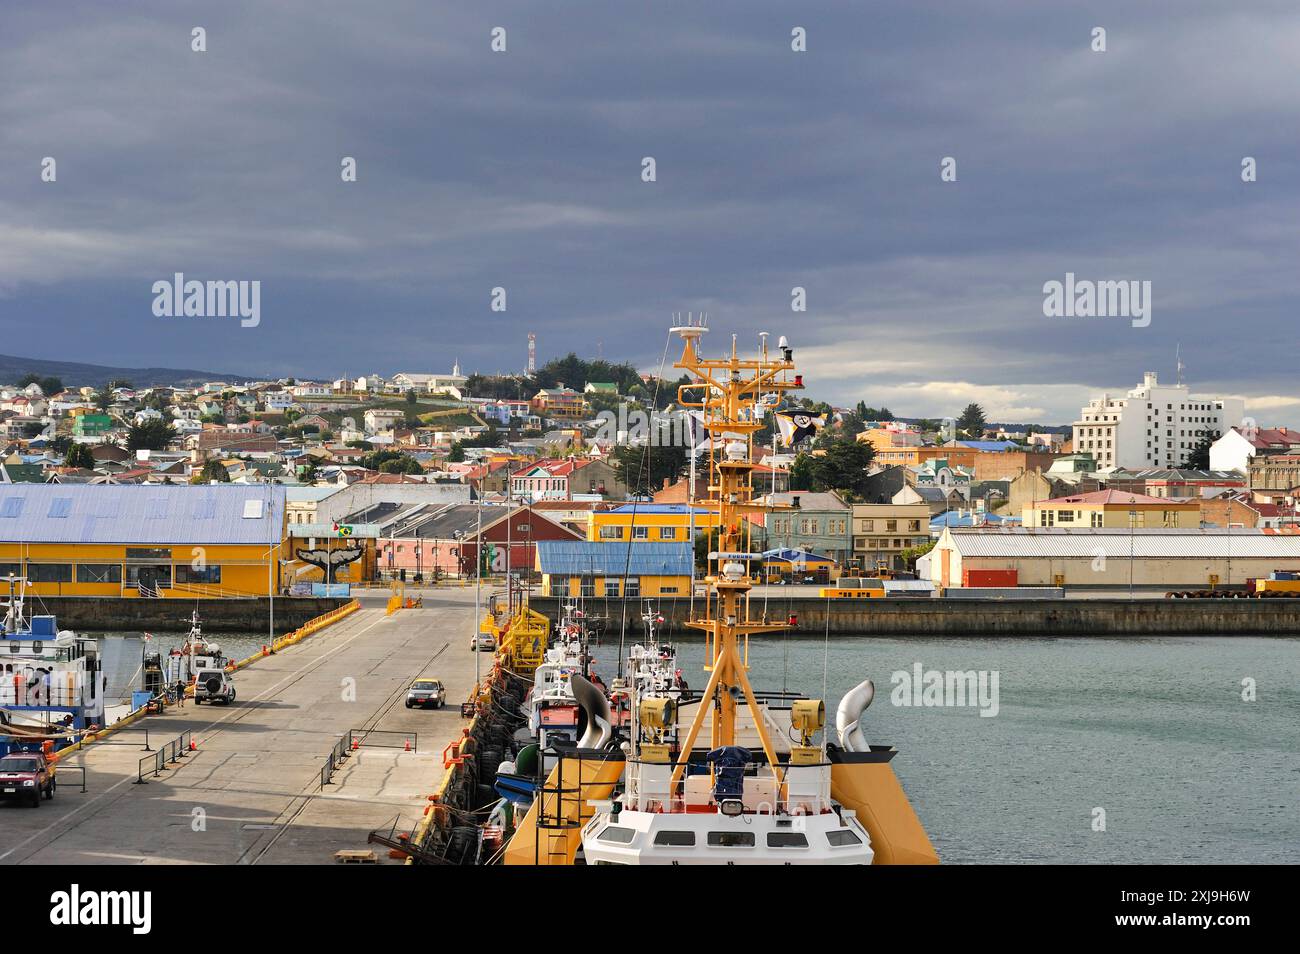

left=469, top=633, right=496, bottom=652
left=193, top=668, right=237, bottom=705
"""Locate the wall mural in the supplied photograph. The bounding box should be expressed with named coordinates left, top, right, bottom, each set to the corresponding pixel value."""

left=294, top=544, right=365, bottom=584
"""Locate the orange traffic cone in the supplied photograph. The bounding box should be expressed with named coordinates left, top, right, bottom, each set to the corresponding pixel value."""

left=404, top=739, right=411, bottom=752
left=351, top=737, right=359, bottom=751
left=189, top=739, right=196, bottom=751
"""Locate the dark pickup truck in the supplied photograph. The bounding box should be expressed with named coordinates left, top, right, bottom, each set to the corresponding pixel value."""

left=0, top=751, right=55, bottom=807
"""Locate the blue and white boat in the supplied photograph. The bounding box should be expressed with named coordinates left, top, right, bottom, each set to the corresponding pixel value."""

left=0, top=576, right=106, bottom=756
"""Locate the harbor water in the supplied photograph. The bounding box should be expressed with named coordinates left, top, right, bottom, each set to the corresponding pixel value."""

left=591, top=633, right=1300, bottom=865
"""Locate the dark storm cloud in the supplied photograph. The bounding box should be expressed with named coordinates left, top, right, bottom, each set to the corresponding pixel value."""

left=2, top=1, right=1299, bottom=422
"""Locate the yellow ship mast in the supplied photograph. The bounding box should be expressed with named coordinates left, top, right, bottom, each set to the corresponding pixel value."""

left=668, top=317, right=801, bottom=788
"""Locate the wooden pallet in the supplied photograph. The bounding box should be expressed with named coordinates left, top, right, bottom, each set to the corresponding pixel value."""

left=334, top=850, right=378, bottom=864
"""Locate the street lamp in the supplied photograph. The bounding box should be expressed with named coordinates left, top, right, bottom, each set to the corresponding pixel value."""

left=1128, top=509, right=1136, bottom=600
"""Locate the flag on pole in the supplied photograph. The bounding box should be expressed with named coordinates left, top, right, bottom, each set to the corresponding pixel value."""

left=775, top=411, right=825, bottom=447
left=686, top=410, right=707, bottom=449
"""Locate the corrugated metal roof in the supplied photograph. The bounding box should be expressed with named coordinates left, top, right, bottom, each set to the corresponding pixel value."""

left=537, top=541, right=692, bottom=576
left=0, top=484, right=284, bottom=545
left=942, top=528, right=1300, bottom=559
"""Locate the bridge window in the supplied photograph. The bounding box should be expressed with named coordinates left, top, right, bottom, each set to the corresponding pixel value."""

left=653, top=830, right=695, bottom=846
left=707, top=831, right=754, bottom=848
left=826, top=829, right=863, bottom=847
left=596, top=826, right=636, bottom=844
left=767, top=832, right=809, bottom=848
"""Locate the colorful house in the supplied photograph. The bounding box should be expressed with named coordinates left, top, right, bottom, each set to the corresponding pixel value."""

left=588, top=504, right=721, bottom=544
left=536, top=540, right=693, bottom=598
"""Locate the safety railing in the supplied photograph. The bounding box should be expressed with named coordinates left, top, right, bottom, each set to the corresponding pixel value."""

left=320, top=735, right=351, bottom=789
left=349, top=728, right=417, bottom=752
left=133, top=730, right=192, bottom=784
left=53, top=764, right=87, bottom=794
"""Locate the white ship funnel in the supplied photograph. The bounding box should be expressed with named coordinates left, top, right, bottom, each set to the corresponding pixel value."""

left=572, top=674, right=613, bottom=750
left=836, top=679, right=875, bottom=752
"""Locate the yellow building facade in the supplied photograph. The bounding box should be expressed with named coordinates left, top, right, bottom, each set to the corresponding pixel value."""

left=1022, top=489, right=1200, bottom=529
left=0, top=484, right=287, bottom=598
left=588, top=505, right=720, bottom=543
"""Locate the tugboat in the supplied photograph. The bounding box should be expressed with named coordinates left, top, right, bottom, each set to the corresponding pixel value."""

left=0, top=575, right=106, bottom=757
left=503, top=319, right=939, bottom=865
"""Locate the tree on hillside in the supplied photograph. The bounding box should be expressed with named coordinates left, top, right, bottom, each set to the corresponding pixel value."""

left=360, top=449, right=422, bottom=475
left=612, top=442, right=687, bottom=495
left=447, top=442, right=466, bottom=463
left=64, top=443, right=96, bottom=469
left=192, top=459, right=230, bottom=483
left=956, top=403, right=987, bottom=439
left=19, top=373, right=63, bottom=396
left=787, top=437, right=875, bottom=501
left=126, top=419, right=176, bottom=451
left=1184, top=431, right=1214, bottom=470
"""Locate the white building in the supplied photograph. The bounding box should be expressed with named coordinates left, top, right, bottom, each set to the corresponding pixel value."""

left=1072, top=372, right=1243, bottom=471
left=364, top=408, right=406, bottom=434
left=391, top=365, right=467, bottom=394
left=1209, top=425, right=1300, bottom=474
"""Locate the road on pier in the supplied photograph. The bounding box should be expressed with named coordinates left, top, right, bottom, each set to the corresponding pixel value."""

left=0, top=588, right=491, bottom=865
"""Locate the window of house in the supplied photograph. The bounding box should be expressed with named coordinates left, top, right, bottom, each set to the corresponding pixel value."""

left=125, top=547, right=171, bottom=561
left=659, top=527, right=678, bottom=540
left=579, top=576, right=596, bottom=597
left=604, top=579, right=621, bottom=597
left=76, top=563, right=122, bottom=584
left=625, top=578, right=640, bottom=598
left=28, top=563, right=72, bottom=583
left=599, top=526, right=624, bottom=540
left=177, top=565, right=222, bottom=584
left=632, top=526, right=648, bottom=540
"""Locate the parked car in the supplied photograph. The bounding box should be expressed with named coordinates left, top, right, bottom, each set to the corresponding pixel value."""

left=405, top=678, right=446, bottom=709
left=0, top=751, right=55, bottom=807
left=193, top=668, right=237, bottom=705
left=470, top=633, right=496, bottom=652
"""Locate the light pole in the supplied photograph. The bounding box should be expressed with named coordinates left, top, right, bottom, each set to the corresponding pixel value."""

left=474, top=491, right=483, bottom=691
left=1128, top=509, right=1136, bottom=600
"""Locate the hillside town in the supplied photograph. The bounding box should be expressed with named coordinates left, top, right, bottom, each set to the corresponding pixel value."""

left=3, top=354, right=1299, bottom=598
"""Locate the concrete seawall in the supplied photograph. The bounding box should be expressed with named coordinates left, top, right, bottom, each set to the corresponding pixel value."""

left=31, top=597, right=348, bottom=633
left=528, top=595, right=1300, bottom=637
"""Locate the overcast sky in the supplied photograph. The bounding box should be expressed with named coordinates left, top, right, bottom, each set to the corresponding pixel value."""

left=2, top=1, right=1298, bottom=425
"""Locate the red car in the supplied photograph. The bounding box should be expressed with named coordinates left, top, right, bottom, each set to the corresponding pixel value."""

left=0, top=752, right=56, bottom=807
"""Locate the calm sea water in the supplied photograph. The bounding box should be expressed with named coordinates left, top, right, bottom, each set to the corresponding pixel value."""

left=590, top=634, right=1300, bottom=865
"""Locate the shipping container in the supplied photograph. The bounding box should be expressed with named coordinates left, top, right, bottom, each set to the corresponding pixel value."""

left=962, top=568, right=1018, bottom=587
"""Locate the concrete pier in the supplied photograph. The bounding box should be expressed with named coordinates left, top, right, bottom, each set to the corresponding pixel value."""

left=0, top=588, right=488, bottom=865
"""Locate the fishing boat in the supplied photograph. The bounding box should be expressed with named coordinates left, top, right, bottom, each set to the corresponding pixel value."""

left=500, top=319, right=938, bottom=866
left=494, top=603, right=601, bottom=803
left=0, top=575, right=105, bottom=756
left=163, top=610, right=228, bottom=686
